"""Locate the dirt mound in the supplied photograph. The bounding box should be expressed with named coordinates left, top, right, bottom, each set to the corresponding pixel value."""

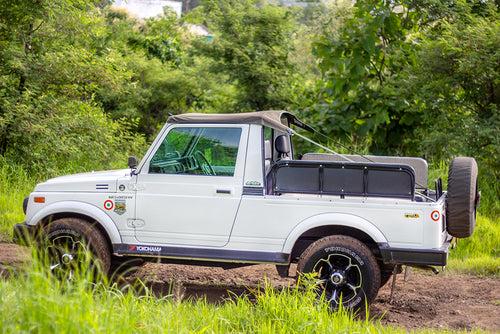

left=1, top=243, right=499, bottom=332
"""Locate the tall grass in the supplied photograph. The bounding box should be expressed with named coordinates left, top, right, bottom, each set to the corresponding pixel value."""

left=0, top=253, right=478, bottom=333
left=447, top=215, right=500, bottom=276
left=0, top=159, right=35, bottom=241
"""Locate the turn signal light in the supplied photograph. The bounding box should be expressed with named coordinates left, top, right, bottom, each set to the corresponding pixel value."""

left=34, top=197, right=45, bottom=203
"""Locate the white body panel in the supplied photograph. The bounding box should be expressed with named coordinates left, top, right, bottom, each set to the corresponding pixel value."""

left=22, top=122, right=448, bottom=263
left=229, top=194, right=445, bottom=252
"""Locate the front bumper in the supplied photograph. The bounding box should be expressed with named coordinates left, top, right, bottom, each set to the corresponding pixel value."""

left=379, top=238, right=452, bottom=267
left=12, top=222, right=37, bottom=245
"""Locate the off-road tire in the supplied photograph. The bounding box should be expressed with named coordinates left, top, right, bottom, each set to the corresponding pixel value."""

left=297, top=235, right=381, bottom=310
left=446, top=157, right=479, bottom=238
left=42, top=218, right=111, bottom=275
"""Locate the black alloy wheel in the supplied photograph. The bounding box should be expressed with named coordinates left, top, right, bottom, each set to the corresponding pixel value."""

left=297, top=235, right=381, bottom=310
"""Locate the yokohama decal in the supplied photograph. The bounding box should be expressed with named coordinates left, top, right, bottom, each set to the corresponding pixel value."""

left=103, top=199, right=114, bottom=211
left=430, top=210, right=440, bottom=222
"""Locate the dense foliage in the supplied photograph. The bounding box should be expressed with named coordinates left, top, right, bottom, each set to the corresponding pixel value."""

left=0, top=0, right=498, bottom=214
left=310, top=0, right=499, bottom=214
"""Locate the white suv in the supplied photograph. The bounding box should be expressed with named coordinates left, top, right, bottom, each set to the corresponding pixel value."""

left=14, top=111, right=479, bottom=309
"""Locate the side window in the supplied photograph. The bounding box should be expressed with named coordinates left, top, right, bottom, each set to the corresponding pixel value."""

left=149, top=127, right=242, bottom=176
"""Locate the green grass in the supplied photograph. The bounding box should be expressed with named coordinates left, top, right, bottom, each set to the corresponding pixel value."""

left=447, top=215, right=500, bottom=276
left=0, top=255, right=482, bottom=334
left=0, top=159, right=35, bottom=241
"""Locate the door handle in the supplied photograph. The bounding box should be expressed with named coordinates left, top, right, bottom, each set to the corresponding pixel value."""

left=127, top=219, right=145, bottom=228
left=216, top=189, right=231, bottom=194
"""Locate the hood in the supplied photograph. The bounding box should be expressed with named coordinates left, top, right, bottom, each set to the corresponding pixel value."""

left=35, top=169, right=132, bottom=193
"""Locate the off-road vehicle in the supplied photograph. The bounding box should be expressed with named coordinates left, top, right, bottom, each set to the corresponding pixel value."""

left=14, top=111, right=479, bottom=309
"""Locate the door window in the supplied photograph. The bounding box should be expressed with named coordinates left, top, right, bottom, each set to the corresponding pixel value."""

left=149, top=127, right=242, bottom=176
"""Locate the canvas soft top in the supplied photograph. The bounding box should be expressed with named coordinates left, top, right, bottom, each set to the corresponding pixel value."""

left=167, top=110, right=313, bottom=132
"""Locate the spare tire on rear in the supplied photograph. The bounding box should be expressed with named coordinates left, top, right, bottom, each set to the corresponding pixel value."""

left=446, top=157, right=479, bottom=238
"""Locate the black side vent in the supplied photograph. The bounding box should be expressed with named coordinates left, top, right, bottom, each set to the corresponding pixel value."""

left=96, top=184, right=109, bottom=190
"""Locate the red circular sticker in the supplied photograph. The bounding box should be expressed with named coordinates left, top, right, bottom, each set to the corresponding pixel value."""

left=430, top=210, right=440, bottom=222
left=104, top=200, right=114, bottom=211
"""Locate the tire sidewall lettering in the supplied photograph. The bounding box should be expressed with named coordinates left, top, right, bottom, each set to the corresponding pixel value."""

left=323, top=246, right=365, bottom=266
left=47, top=228, right=82, bottom=240
left=46, top=228, right=91, bottom=252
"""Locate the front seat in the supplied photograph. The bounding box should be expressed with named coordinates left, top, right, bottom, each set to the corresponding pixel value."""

left=275, top=135, right=291, bottom=160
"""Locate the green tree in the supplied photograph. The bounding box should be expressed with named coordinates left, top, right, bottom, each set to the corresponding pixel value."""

left=0, top=0, right=146, bottom=173
left=312, top=0, right=423, bottom=151
left=312, top=0, right=498, bottom=152
left=192, top=0, right=299, bottom=111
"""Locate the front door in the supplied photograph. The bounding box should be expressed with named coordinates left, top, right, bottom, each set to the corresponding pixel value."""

left=134, top=124, right=247, bottom=247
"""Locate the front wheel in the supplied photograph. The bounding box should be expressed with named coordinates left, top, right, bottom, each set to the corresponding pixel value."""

left=41, top=218, right=111, bottom=280
left=297, top=235, right=381, bottom=310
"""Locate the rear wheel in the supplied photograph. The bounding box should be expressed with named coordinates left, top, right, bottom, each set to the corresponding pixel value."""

left=41, top=218, right=111, bottom=279
left=297, top=235, right=381, bottom=310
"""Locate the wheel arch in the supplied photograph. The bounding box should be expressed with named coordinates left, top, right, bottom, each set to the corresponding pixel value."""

left=27, top=201, right=122, bottom=247
left=283, top=213, right=388, bottom=261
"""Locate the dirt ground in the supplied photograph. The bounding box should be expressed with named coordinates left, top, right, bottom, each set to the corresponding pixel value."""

left=1, top=243, right=499, bottom=332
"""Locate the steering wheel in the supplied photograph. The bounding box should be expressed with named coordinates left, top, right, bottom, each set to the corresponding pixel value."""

left=194, top=151, right=216, bottom=176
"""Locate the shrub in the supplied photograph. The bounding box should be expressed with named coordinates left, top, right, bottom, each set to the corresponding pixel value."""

left=0, top=95, right=146, bottom=176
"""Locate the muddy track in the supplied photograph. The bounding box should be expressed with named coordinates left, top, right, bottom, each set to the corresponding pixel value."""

left=1, top=243, right=499, bottom=332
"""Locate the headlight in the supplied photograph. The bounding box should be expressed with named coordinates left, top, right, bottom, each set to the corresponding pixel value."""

left=23, top=197, right=29, bottom=214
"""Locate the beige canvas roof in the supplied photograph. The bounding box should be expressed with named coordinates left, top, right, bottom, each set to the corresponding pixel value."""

left=167, top=110, right=312, bottom=132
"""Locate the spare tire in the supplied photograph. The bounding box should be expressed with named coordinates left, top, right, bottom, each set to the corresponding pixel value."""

left=446, top=157, right=479, bottom=238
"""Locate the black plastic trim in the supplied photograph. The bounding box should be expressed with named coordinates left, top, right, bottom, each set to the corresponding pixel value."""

left=242, top=186, right=264, bottom=196
left=22, top=197, right=29, bottom=214
left=114, top=243, right=290, bottom=264
left=378, top=241, right=450, bottom=266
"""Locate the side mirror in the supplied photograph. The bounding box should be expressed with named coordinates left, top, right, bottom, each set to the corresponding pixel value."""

left=128, top=156, right=138, bottom=169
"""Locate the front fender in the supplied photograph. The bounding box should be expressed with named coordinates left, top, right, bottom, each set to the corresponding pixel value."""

left=282, top=213, right=388, bottom=253
left=26, top=201, right=122, bottom=244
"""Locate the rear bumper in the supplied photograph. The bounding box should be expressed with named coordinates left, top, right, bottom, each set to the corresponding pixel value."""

left=12, top=222, right=37, bottom=245
left=379, top=239, right=451, bottom=267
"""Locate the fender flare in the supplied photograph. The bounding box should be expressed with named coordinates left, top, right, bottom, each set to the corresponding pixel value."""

left=282, top=213, right=388, bottom=254
left=27, top=201, right=122, bottom=244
